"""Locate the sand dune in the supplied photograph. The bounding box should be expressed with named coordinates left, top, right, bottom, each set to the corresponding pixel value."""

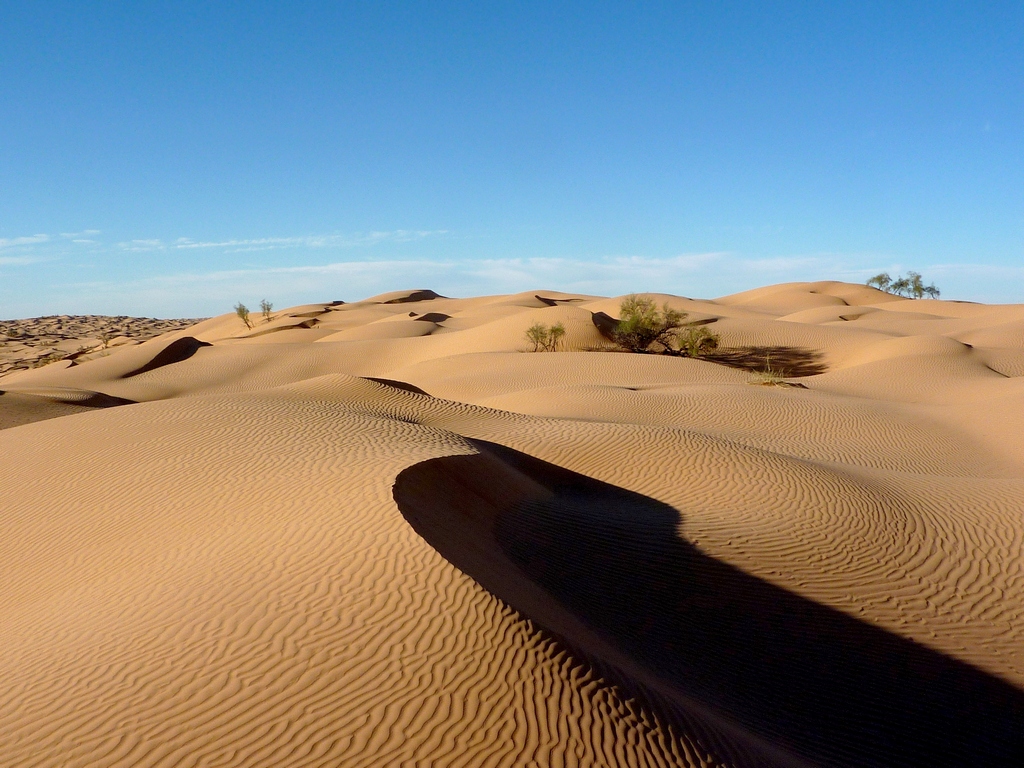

left=2, top=281, right=1024, bottom=766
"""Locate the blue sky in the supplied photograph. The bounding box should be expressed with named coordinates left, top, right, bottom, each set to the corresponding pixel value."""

left=1, top=2, right=1022, bottom=317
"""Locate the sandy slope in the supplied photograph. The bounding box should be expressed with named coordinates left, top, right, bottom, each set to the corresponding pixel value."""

left=2, top=282, right=1023, bottom=767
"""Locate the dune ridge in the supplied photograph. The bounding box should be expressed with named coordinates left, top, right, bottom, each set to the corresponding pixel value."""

left=2, top=281, right=1024, bottom=766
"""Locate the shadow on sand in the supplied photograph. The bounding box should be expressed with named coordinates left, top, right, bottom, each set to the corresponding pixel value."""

left=393, top=442, right=1024, bottom=766
left=704, top=346, right=828, bottom=377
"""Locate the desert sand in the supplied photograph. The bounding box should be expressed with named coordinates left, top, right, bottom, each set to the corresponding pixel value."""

left=1, top=281, right=1023, bottom=766
left=0, top=314, right=202, bottom=378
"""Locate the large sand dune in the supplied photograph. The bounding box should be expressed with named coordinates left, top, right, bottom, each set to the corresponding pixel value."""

left=2, top=282, right=1023, bottom=766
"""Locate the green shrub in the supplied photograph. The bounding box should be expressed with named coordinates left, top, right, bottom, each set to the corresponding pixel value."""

left=260, top=299, right=274, bottom=323
left=525, top=321, right=566, bottom=352
left=612, top=295, right=687, bottom=353
left=234, top=302, right=253, bottom=329
left=611, top=294, right=721, bottom=356
left=675, top=325, right=720, bottom=357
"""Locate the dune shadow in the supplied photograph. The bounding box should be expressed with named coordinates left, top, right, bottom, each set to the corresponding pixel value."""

left=394, top=442, right=1024, bottom=766
left=121, top=336, right=211, bottom=378
left=705, top=346, right=827, bottom=377
left=363, top=377, right=432, bottom=397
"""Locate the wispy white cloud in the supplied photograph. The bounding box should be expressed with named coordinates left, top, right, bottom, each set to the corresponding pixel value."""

left=5, top=227, right=1022, bottom=315
left=0, top=234, right=49, bottom=249
left=170, top=230, right=448, bottom=253
left=117, top=239, right=166, bottom=252
left=0, top=255, right=47, bottom=266
left=59, top=230, right=101, bottom=239
left=107, top=230, right=447, bottom=254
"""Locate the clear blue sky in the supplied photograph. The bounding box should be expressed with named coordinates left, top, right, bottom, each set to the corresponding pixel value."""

left=2, top=1, right=1022, bottom=317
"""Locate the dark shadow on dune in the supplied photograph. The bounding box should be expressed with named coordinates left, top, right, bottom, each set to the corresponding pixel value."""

left=363, top=377, right=432, bottom=397
left=68, top=391, right=136, bottom=407
left=413, top=312, right=451, bottom=324
left=121, top=336, right=211, bottom=378
left=243, top=318, right=320, bottom=338
left=590, top=310, right=620, bottom=339
left=383, top=290, right=446, bottom=304
left=536, top=294, right=585, bottom=306
left=705, top=346, right=827, bottom=377
left=0, top=389, right=136, bottom=429
left=394, top=443, right=1024, bottom=767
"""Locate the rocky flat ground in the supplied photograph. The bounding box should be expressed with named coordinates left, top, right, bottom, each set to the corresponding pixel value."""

left=0, top=315, right=204, bottom=377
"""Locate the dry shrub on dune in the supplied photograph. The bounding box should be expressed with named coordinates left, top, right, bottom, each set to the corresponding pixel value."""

left=612, top=295, right=720, bottom=358
left=525, top=322, right=566, bottom=352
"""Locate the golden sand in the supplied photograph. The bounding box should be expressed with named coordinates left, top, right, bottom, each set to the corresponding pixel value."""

left=2, top=282, right=1022, bottom=766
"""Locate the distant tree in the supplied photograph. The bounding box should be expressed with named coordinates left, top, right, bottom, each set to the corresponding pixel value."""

left=613, top=295, right=687, bottom=353
left=866, top=273, right=892, bottom=292
left=889, top=276, right=911, bottom=297
left=234, top=302, right=253, bottom=329
left=867, top=271, right=940, bottom=299
left=906, top=271, right=925, bottom=299
left=260, top=298, right=274, bottom=323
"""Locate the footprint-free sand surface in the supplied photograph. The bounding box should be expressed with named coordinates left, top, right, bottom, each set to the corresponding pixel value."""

left=2, top=281, right=1023, bottom=766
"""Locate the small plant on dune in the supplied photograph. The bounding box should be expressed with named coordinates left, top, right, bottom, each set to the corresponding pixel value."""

left=525, top=321, right=567, bottom=352
left=675, top=325, right=720, bottom=358
left=234, top=302, right=253, bottom=329
left=611, top=294, right=721, bottom=357
left=748, top=353, right=799, bottom=387
left=867, top=271, right=940, bottom=299
left=260, top=299, right=274, bottom=323
left=612, top=295, right=687, bottom=353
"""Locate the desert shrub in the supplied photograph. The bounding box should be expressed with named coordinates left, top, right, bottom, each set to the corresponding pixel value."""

left=612, top=295, right=687, bottom=353
left=748, top=353, right=789, bottom=386
left=234, top=302, right=253, bottom=329
left=676, top=325, right=720, bottom=357
left=260, top=299, right=274, bottom=323
left=525, top=321, right=566, bottom=352
left=866, top=271, right=940, bottom=299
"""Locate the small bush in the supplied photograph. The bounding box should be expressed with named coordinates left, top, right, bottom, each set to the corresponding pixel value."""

left=260, top=299, right=274, bottom=323
left=234, top=302, right=253, bottom=329
left=613, top=295, right=687, bottom=353
left=747, top=353, right=803, bottom=387
left=611, top=295, right=720, bottom=357
left=675, top=325, right=720, bottom=358
left=525, top=321, right=566, bottom=352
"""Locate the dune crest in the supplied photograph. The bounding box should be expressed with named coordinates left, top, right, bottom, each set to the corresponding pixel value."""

left=3, top=282, right=1024, bottom=766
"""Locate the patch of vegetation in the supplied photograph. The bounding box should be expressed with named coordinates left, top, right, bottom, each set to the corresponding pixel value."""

left=612, top=295, right=686, bottom=353
left=260, top=299, right=274, bottom=323
left=746, top=353, right=806, bottom=387
left=675, top=325, right=720, bottom=358
left=525, top=321, right=567, bottom=352
left=234, top=302, right=253, bottom=329
left=867, top=271, right=940, bottom=299
left=610, top=295, right=721, bottom=358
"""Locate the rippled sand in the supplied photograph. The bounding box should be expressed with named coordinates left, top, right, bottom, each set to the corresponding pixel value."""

left=2, top=282, right=1023, bottom=766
